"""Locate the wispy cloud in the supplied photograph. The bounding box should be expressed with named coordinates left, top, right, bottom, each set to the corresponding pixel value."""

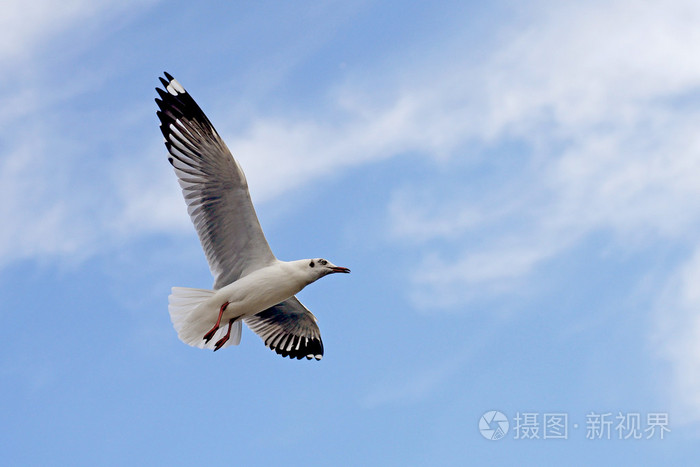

left=654, top=248, right=700, bottom=424
left=65, top=1, right=700, bottom=298
left=6, top=1, right=700, bottom=279
left=0, top=0, right=156, bottom=64
left=360, top=342, right=484, bottom=408
left=4, top=0, right=700, bottom=422
left=0, top=0, right=162, bottom=265
left=377, top=0, right=700, bottom=300
left=373, top=0, right=700, bottom=420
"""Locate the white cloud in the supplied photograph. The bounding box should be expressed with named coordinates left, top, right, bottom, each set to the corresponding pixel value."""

left=478, top=0, right=700, bottom=135
left=654, top=247, right=700, bottom=424
left=387, top=193, right=487, bottom=244
left=5, top=1, right=700, bottom=280
left=109, top=140, right=191, bottom=237
left=376, top=0, right=700, bottom=296
left=0, top=0, right=162, bottom=266
left=369, top=0, right=700, bottom=420
left=209, top=0, right=700, bottom=239
left=0, top=0, right=156, bottom=65
left=0, top=132, right=90, bottom=263
left=0, top=0, right=99, bottom=63
left=102, top=0, right=700, bottom=314
left=0, top=0, right=698, bottom=425
left=223, top=92, right=437, bottom=203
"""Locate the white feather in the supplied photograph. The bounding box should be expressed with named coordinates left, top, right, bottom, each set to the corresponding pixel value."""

left=168, top=287, right=242, bottom=350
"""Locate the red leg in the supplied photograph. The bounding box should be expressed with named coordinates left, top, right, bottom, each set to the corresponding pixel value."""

left=203, top=301, right=229, bottom=343
left=214, top=318, right=236, bottom=351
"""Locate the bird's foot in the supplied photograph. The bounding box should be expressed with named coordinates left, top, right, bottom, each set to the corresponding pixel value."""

left=203, top=301, right=230, bottom=343
left=203, top=326, right=219, bottom=343
left=213, top=318, right=236, bottom=352
left=213, top=335, right=229, bottom=351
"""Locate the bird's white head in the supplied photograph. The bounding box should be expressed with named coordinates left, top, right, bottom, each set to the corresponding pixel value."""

left=294, top=258, right=350, bottom=284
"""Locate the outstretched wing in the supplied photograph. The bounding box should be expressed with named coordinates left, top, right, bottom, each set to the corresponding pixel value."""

left=155, top=72, right=276, bottom=289
left=244, top=297, right=324, bottom=360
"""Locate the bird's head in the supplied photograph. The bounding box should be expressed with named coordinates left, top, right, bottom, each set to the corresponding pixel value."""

left=304, top=258, right=350, bottom=281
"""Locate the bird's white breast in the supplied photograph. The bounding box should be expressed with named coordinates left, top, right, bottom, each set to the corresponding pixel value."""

left=212, top=261, right=307, bottom=320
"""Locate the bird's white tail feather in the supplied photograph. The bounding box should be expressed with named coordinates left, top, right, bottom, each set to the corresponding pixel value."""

left=168, top=287, right=242, bottom=350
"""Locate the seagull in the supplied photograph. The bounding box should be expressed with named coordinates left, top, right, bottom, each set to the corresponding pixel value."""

left=155, top=72, right=349, bottom=360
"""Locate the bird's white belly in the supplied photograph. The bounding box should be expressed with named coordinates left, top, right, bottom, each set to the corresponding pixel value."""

left=207, top=265, right=305, bottom=321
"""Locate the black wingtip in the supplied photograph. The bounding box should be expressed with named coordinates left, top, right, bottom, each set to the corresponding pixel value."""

left=155, top=87, right=170, bottom=101
left=164, top=71, right=175, bottom=81
left=268, top=337, right=324, bottom=361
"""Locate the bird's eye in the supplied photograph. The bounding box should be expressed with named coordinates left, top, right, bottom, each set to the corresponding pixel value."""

left=309, top=261, right=315, bottom=268
left=320, top=259, right=327, bottom=265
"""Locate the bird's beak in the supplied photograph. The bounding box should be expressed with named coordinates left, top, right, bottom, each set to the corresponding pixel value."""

left=330, top=266, right=351, bottom=274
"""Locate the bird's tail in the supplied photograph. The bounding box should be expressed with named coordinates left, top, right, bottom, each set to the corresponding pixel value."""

left=168, top=287, right=242, bottom=350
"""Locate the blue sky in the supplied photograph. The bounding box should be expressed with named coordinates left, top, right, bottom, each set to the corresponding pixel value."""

left=3, top=0, right=700, bottom=464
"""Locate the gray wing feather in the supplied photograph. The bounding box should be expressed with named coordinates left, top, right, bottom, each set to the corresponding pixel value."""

left=155, top=73, right=276, bottom=288
left=244, top=297, right=324, bottom=360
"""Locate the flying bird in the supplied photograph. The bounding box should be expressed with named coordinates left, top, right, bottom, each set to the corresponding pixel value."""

left=155, top=72, right=349, bottom=360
